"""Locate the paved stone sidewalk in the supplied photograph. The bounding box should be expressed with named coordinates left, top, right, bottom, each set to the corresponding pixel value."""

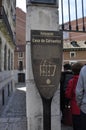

left=0, top=83, right=26, bottom=117
left=0, top=83, right=27, bottom=130
left=0, top=83, right=73, bottom=130
left=61, top=124, right=73, bottom=130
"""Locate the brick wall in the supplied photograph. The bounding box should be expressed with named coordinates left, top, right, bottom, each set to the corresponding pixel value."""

left=64, top=50, right=86, bottom=65
left=16, top=8, right=26, bottom=45
left=14, top=8, right=26, bottom=70
left=64, top=17, right=86, bottom=41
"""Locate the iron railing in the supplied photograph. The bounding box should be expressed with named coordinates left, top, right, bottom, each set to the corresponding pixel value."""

left=60, top=0, right=86, bottom=32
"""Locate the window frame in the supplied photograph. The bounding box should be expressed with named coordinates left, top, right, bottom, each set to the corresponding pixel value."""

left=70, top=51, right=76, bottom=58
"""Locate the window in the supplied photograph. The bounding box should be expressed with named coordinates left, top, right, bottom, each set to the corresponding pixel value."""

left=18, top=61, right=23, bottom=70
left=4, top=45, right=7, bottom=70
left=18, top=52, right=24, bottom=58
left=8, top=49, right=10, bottom=70
left=69, top=61, right=77, bottom=65
left=84, top=41, right=86, bottom=44
left=70, top=52, right=76, bottom=58
left=71, top=41, right=79, bottom=47
left=63, top=31, right=69, bottom=39
left=11, top=53, right=13, bottom=70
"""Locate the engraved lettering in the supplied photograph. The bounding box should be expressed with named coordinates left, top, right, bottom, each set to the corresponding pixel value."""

left=32, top=38, right=40, bottom=43
left=40, top=32, right=54, bottom=36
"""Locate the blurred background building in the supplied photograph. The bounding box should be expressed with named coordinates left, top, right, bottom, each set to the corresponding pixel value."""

left=14, top=7, right=26, bottom=83
left=0, top=0, right=16, bottom=113
left=63, top=17, right=86, bottom=65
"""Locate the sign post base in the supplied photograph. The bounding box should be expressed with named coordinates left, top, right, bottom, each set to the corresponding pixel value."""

left=42, top=96, right=52, bottom=130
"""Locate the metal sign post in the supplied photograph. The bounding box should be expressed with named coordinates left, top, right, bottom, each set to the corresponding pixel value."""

left=42, top=97, right=52, bottom=130
left=31, top=30, right=63, bottom=130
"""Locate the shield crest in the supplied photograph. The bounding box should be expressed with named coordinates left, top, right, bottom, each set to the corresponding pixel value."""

left=31, top=30, right=63, bottom=99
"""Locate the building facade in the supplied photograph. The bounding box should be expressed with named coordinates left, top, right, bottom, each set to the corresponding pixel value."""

left=63, top=41, right=86, bottom=65
left=14, top=8, right=26, bottom=83
left=63, top=17, right=86, bottom=41
left=63, top=17, right=86, bottom=65
left=0, top=0, right=16, bottom=113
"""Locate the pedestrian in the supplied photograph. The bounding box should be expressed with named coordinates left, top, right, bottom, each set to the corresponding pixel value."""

left=76, top=64, right=86, bottom=130
left=65, top=62, right=83, bottom=130
left=60, top=63, right=73, bottom=123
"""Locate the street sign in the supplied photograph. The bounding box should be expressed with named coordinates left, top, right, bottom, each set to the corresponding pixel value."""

left=31, top=30, right=63, bottom=99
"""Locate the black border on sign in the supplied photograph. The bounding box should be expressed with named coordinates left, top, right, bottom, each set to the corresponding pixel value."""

left=30, top=0, right=56, bottom=5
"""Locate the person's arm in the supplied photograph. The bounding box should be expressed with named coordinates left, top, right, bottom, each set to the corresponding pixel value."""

left=76, top=71, right=84, bottom=107
left=65, top=79, right=73, bottom=99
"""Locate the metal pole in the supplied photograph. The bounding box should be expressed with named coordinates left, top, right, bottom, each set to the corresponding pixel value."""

left=61, top=0, right=64, bottom=30
left=42, top=96, right=52, bottom=130
left=75, top=0, right=78, bottom=31
left=68, top=0, right=71, bottom=30
left=82, top=0, right=85, bottom=31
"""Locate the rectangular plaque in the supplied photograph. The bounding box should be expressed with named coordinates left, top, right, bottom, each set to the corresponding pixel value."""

left=31, top=30, right=62, bottom=45
left=31, top=30, right=63, bottom=98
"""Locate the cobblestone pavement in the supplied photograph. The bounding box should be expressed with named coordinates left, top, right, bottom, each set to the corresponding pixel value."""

left=61, top=124, right=73, bottom=130
left=0, top=83, right=27, bottom=130
left=0, top=83, right=73, bottom=130
left=0, top=83, right=26, bottom=117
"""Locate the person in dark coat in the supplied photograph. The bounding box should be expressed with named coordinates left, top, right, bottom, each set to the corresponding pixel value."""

left=65, top=62, right=83, bottom=130
left=60, top=63, right=73, bottom=123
